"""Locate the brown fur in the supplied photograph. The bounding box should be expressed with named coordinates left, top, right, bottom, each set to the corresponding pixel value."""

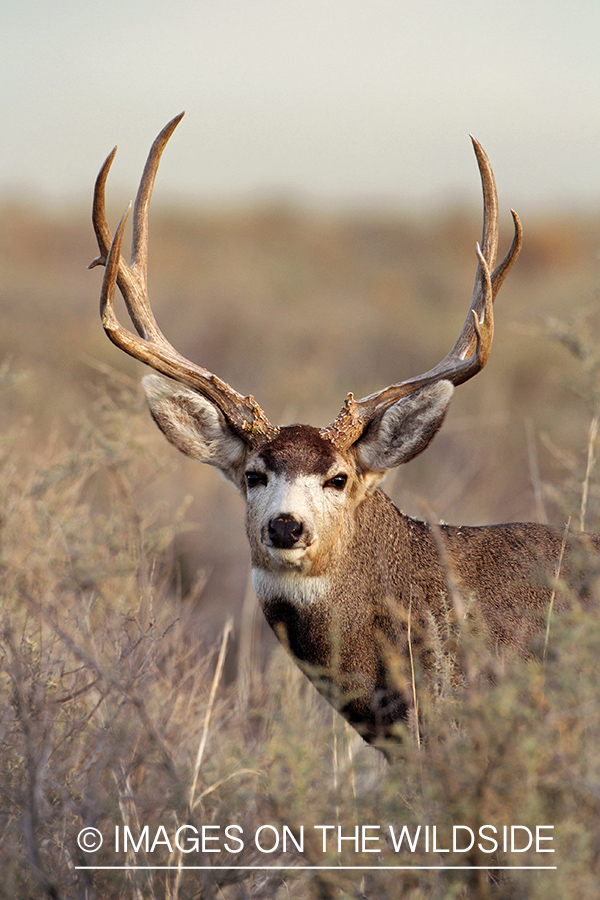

left=259, top=486, right=600, bottom=744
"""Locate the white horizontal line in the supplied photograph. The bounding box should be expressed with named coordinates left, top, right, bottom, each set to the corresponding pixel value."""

left=75, top=865, right=557, bottom=871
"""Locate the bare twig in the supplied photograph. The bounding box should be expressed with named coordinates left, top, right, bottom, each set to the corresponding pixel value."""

left=580, top=410, right=600, bottom=532
left=407, top=590, right=421, bottom=749
left=543, top=518, right=571, bottom=666
left=189, top=618, right=233, bottom=808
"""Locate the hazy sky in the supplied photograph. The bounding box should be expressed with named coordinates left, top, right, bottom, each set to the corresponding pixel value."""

left=3, top=0, right=600, bottom=211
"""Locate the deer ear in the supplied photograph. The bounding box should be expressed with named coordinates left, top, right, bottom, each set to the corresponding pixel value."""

left=354, top=380, right=454, bottom=473
left=142, top=374, right=248, bottom=483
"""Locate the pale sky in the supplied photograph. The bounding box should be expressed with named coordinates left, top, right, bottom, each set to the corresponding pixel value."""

left=2, top=0, right=600, bottom=211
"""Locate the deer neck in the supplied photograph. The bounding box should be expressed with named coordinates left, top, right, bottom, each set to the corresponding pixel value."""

left=252, top=489, right=443, bottom=662
left=253, top=489, right=438, bottom=741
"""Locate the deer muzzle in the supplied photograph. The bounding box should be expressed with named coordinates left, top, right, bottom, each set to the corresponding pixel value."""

left=267, top=514, right=304, bottom=549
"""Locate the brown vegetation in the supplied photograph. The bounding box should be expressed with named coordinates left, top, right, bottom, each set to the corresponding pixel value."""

left=1, top=199, right=600, bottom=897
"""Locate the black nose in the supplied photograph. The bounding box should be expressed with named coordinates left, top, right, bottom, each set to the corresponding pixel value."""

left=268, top=515, right=303, bottom=549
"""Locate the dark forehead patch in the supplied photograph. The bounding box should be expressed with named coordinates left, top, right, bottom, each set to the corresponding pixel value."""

left=258, top=425, right=339, bottom=476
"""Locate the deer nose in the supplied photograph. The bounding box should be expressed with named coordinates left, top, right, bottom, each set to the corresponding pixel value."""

left=268, top=514, right=303, bottom=549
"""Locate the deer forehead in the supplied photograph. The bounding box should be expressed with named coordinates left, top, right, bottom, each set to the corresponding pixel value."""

left=251, top=424, right=349, bottom=478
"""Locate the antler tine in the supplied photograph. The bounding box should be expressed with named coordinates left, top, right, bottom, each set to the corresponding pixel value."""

left=88, top=142, right=157, bottom=342
left=473, top=135, right=498, bottom=269
left=130, top=112, right=184, bottom=281
left=321, top=138, right=522, bottom=450
left=91, top=116, right=279, bottom=447
left=90, top=114, right=186, bottom=343
left=88, top=146, right=117, bottom=267
left=492, top=208, right=523, bottom=295
left=440, top=139, right=522, bottom=366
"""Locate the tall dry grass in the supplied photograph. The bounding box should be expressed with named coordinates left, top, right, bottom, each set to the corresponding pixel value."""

left=1, top=201, right=600, bottom=897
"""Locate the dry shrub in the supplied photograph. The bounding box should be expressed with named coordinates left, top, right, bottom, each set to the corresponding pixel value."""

left=0, top=360, right=599, bottom=900
left=2, top=202, right=600, bottom=898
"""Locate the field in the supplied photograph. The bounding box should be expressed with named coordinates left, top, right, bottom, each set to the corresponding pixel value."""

left=1, top=196, right=600, bottom=898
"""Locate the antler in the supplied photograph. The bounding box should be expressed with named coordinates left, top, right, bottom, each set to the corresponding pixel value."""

left=89, top=113, right=279, bottom=447
left=320, top=137, right=523, bottom=449
left=91, top=119, right=521, bottom=455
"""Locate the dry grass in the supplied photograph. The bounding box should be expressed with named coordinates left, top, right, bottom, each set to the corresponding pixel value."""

left=1, top=201, right=600, bottom=898
left=2, top=379, right=600, bottom=899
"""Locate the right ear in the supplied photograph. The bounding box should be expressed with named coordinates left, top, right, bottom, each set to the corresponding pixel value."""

left=142, top=374, right=249, bottom=486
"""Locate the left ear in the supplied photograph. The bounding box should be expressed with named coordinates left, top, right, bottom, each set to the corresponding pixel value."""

left=354, top=380, right=454, bottom=473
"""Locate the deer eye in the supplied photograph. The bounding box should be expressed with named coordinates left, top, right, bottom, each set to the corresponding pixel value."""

left=324, top=473, right=348, bottom=491
left=245, top=471, right=267, bottom=488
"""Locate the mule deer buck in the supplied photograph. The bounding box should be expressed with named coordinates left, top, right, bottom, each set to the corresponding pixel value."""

left=90, top=114, right=596, bottom=746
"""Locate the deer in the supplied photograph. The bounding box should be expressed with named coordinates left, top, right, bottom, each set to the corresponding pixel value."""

left=89, top=113, right=597, bottom=747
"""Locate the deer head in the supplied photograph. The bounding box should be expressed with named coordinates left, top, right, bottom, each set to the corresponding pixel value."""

left=89, top=113, right=521, bottom=599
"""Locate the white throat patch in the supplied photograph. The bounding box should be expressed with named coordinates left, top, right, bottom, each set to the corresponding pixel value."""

left=252, top=568, right=329, bottom=608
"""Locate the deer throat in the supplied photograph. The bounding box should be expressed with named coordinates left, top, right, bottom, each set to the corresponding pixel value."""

left=252, top=568, right=330, bottom=609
